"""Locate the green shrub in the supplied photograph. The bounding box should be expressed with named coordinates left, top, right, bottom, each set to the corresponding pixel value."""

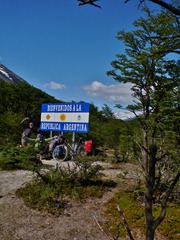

left=17, top=160, right=116, bottom=215
left=0, top=144, right=41, bottom=170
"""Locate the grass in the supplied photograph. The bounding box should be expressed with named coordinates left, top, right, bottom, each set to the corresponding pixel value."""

left=103, top=188, right=180, bottom=239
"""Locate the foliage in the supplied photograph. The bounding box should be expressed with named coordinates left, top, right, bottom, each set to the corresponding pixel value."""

left=107, top=6, right=180, bottom=240
left=89, top=107, right=129, bottom=151
left=0, top=81, right=62, bottom=145
left=103, top=188, right=180, bottom=239
left=100, top=104, right=116, bottom=118
left=0, top=144, right=41, bottom=170
left=0, top=109, right=23, bottom=145
left=60, top=158, right=105, bottom=184
left=16, top=159, right=116, bottom=215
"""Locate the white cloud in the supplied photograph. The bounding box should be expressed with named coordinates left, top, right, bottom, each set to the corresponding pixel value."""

left=43, top=81, right=66, bottom=90
left=114, top=111, right=135, bottom=120
left=82, top=81, right=134, bottom=105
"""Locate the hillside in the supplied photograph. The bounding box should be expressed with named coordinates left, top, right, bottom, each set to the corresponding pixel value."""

left=0, top=64, right=27, bottom=84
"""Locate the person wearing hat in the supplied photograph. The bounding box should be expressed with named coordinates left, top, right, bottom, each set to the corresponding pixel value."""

left=24, top=133, right=58, bottom=160
left=20, top=117, right=35, bottom=146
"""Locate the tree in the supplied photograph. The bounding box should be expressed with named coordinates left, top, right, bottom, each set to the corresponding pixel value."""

left=124, top=0, right=180, bottom=16
left=88, top=103, right=124, bottom=149
left=77, top=0, right=180, bottom=16
left=100, top=104, right=115, bottom=118
left=107, top=8, right=180, bottom=240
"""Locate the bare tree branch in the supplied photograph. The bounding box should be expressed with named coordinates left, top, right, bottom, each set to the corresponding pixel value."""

left=146, top=35, right=180, bottom=39
left=117, top=205, right=135, bottom=240
left=124, top=0, right=180, bottom=16
left=150, top=0, right=180, bottom=16
left=154, top=172, right=180, bottom=228
left=92, top=213, right=110, bottom=239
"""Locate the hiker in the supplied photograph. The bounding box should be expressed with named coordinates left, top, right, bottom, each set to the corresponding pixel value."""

left=20, top=117, right=36, bottom=146
left=24, top=133, right=58, bottom=160
left=49, top=135, right=66, bottom=153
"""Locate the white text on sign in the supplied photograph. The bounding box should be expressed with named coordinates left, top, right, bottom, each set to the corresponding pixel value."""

left=47, top=104, right=82, bottom=112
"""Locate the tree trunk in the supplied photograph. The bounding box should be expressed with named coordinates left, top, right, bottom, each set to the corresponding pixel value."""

left=146, top=225, right=156, bottom=240
left=145, top=185, right=156, bottom=240
left=145, top=143, right=157, bottom=240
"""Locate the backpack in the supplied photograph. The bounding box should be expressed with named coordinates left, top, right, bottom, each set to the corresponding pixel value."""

left=54, top=145, right=64, bottom=157
left=84, top=140, right=93, bottom=153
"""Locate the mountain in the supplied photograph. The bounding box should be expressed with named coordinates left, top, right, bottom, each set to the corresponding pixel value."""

left=0, top=64, right=26, bottom=84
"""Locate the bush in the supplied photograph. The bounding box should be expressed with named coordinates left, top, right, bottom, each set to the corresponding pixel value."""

left=17, top=159, right=116, bottom=215
left=0, top=144, right=41, bottom=170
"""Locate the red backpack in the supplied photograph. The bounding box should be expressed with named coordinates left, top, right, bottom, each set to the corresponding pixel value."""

left=84, top=140, right=93, bottom=153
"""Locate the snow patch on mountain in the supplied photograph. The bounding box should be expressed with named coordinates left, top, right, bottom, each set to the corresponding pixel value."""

left=0, top=64, right=26, bottom=84
left=0, top=66, right=13, bottom=82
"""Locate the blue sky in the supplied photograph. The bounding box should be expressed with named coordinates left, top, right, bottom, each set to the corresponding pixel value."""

left=0, top=0, right=158, bottom=119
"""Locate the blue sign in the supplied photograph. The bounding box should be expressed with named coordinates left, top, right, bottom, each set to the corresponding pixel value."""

left=40, top=102, right=90, bottom=133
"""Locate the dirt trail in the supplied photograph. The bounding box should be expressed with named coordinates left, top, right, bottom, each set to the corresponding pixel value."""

left=0, top=162, right=167, bottom=240
left=0, top=162, right=123, bottom=240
